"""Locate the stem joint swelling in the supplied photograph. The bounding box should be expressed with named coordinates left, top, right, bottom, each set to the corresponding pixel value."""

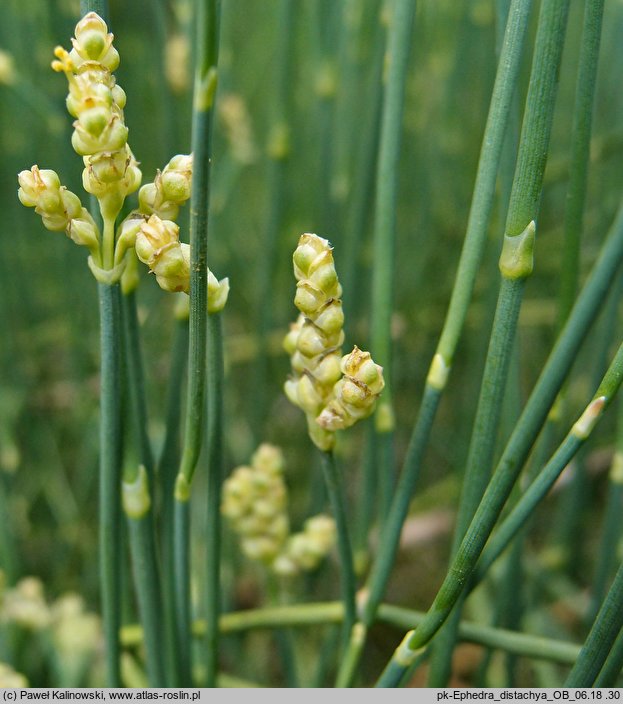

left=499, top=220, right=536, bottom=280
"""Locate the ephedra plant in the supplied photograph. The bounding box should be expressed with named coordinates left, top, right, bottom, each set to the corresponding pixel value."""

left=5, top=0, right=623, bottom=689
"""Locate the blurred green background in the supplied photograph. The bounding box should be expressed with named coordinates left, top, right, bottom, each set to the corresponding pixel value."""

left=1, top=0, right=623, bottom=687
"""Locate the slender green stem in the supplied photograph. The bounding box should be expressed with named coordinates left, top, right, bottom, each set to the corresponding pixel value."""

left=589, top=391, right=623, bottom=623
left=428, top=276, right=526, bottom=686
left=125, top=511, right=166, bottom=686
left=370, top=0, right=416, bottom=428
left=556, top=0, right=605, bottom=328
left=121, top=291, right=155, bottom=481
left=177, top=0, right=218, bottom=490
left=80, top=0, right=121, bottom=687
left=158, top=315, right=189, bottom=686
left=435, top=0, right=533, bottom=365
left=376, top=0, right=570, bottom=686
left=319, top=450, right=357, bottom=654
left=120, top=290, right=165, bottom=686
left=345, top=1, right=534, bottom=670
left=98, top=281, right=122, bottom=687
left=121, top=599, right=583, bottom=668
left=551, top=275, right=620, bottom=572
left=474, top=340, right=623, bottom=585
left=594, top=626, right=623, bottom=687
left=173, top=499, right=192, bottom=685
left=266, top=576, right=299, bottom=688
left=565, top=561, right=623, bottom=687
left=253, top=0, right=293, bottom=440
left=205, top=312, right=224, bottom=687
left=80, top=0, right=108, bottom=22
left=172, top=0, right=220, bottom=685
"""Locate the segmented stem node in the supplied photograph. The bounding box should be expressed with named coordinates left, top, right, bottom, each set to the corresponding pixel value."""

left=122, top=465, right=151, bottom=519
left=426, top=353, right=451, bottom=391
left=499, top=220, right=536, bottom=280
left=571, top=396, right=607, bottom=439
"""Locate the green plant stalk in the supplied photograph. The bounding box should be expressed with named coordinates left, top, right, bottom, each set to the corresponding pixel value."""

left=473, top=339, right=623, bottom=585
left=125, top=510, right=166, bottom=686
left=172, top=499, right=192, bottom=685
left=427, top=275, right=526, bottom=687
left=121, top=291, right=155, bottom=482
left=551, top=274, right=620, bottom=573
left=253, top=0, right=293, bottom=440
left=556, top=0, right=605, bottom=328
left=547, top=0, right=606, bottom=573
left=320, top=450, right=357, bottom=656
left=593, top=626, right=623, bottom=687
left=376, top=0, right=570, bottom=686
left=565, top=561, right=623, bottom=686
left=172, top=0, right=220, bottom=686
left=122, top=600, right=582, bottom=666
left=339, top=5, right=533, bottom=681
left=369, top=0, right=416, bottom=434
left=331, top=0, right=365, bottom=234
left=158, top=315, right=189, bottom=686
left=205, top=312, right=224, bottom=687
left=266, top=575, right=300, bottom=687
left=98, top=281, right=123, bottom=687
left=589, top=392, right=623, bottom=623
left=120, top=291, right=165, bottom=686
left=341, top=13, right=384, bottom=320
left=80, top=0, right=108, bottom=21
left=79, top=0, right=121, bottom=688
left=310, top=1, right=338, bottom=233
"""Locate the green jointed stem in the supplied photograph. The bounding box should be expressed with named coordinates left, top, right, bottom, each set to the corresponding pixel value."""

left=474, top=340, right=623, bottom=585
left=556, top=0, right=605, bottom=328
left=122, top=599, right=583, bottom=668
left=350, top=0, right=533, bottom=648
left=80, top=0, right=108, bottom=22
left=594, top=626, right=623, bottom=687
left=172, top=0, right=220, bottom=685
left=205, top=313, right=224, bottom=687
left=589, top=391, right=623, bottom=622
left=177, top=0, right=218, bottom=491
left=320, top=451, right=357, bottom=652
left=253, top=0, right=293, bottom=439
left=122, top=291, right=155, bottom=481
left=125, top=510, right=166, bottom=686
left=435, top=0, right=533, bottom=365
left=370, top=0, right=416, bottom=411
left=80, top=0, right=121, bottom=688
left=173, top=499, right=192, bottom=685
left=565, top=561, right=623, bottom=686
left=376, top=0, right=570, bottom=687
left=120, top=291, right=165, bottom=686
left=98, top=282, right=122, bottom=687
left=158, top=317, right=189, bottom=686
left=428, top=276, right=527, bottom=686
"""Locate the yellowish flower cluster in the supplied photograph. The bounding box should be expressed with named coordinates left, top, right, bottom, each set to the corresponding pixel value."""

left=138, top=154, right=193, bottom=221
left=129, top=153, right=228, bottom=309
left=51, top=12, right=140, bottom=221
left=18, top=13, right=141, bottom=283
left=317, top=347, right=386, bottom=431
left=284, top=233, right=384, bottom=450
left=17, top=166, right=99, bottom=258
left=222, top=444, right=289, bottom=564
left=221, top=444, right=336, bottom=575
left=272, top=515, right=337, bottom=577
left=17, top=10, right=229, bottom=306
